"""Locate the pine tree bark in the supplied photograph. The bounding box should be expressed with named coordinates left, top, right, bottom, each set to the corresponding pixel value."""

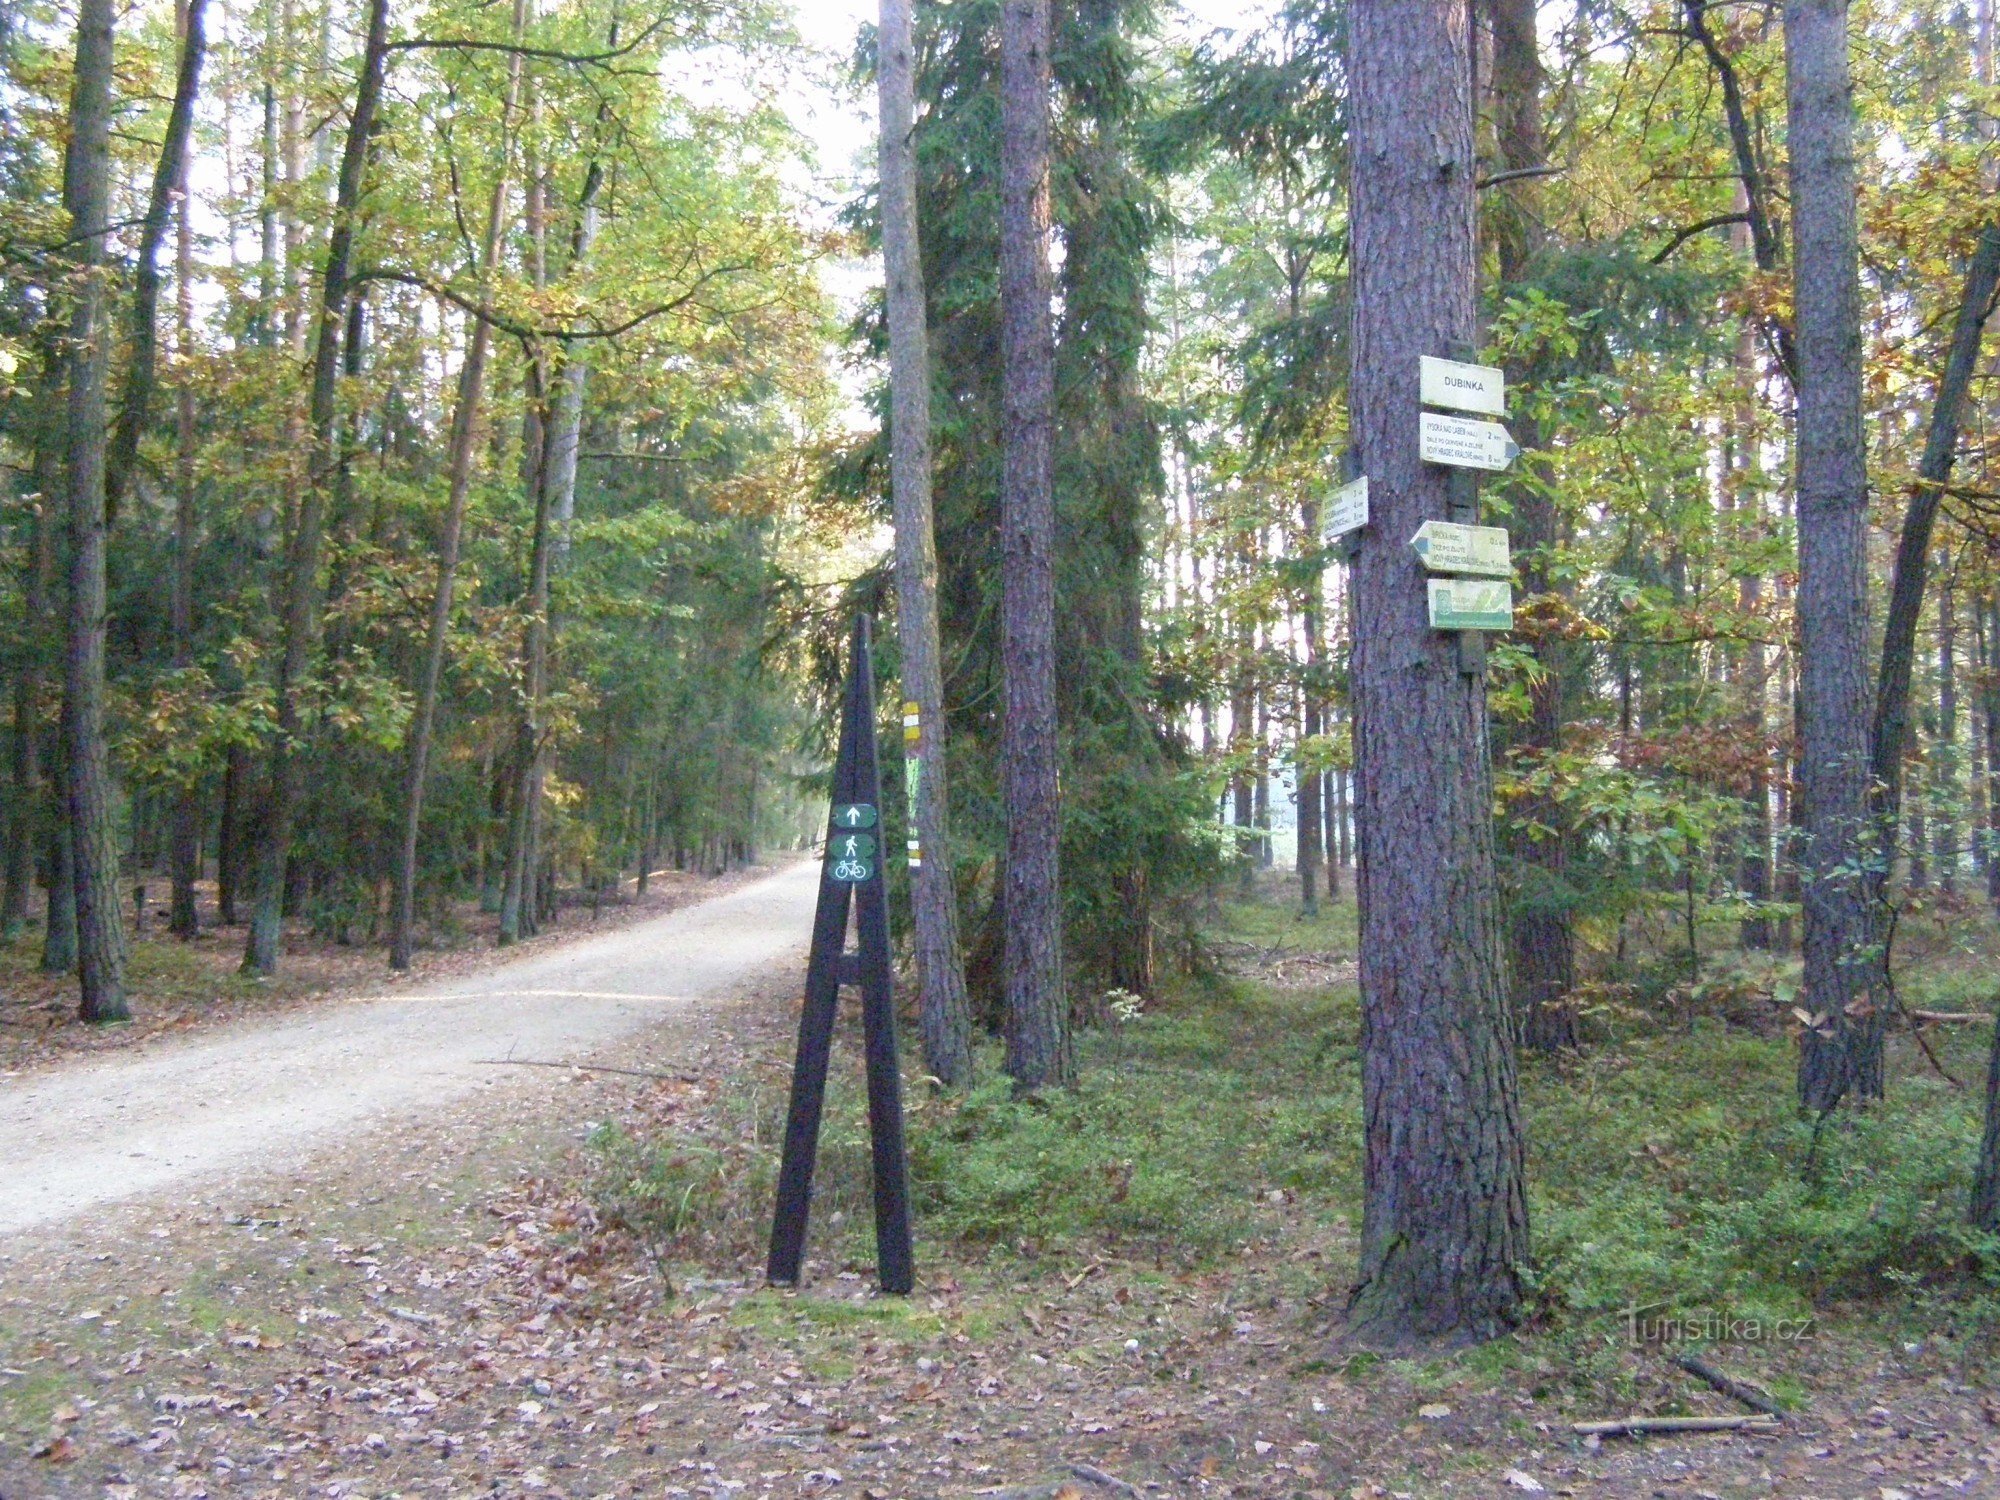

left=241, top=0, right=391, bottom=974
left=390, top=0, right=530, bottom=971
left=1788, top=0, right=1880, bottom=1110
left=61, top=0, right=130, bottom=1021
left=168, top=0, right=205, bottom=940
left=997, top=0, right=1069, bottom=1090
left=881, top=0, right=973, bottom=1086
left=1342, top=0, right=1528, bottom=1346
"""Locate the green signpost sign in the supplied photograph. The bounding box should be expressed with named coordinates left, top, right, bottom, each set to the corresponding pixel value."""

left=831, top=802, right=877, bottom=830
left=1427, top=577, right=1515, bottom=632
left=829, top=829, right=877, bottom=882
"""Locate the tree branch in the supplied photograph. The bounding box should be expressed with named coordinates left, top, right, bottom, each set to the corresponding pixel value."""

left=385, top=13, right=671, bottom=67
left=351, top=261, right=755, bottom=342
left=1649, top=211, right=1752, bottom=264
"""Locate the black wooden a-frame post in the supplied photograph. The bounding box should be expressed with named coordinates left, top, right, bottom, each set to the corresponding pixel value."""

left=767, top=614, right=915, bottom=1294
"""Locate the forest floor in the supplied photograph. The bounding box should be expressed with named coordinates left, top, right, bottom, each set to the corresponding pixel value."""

left=3, top=874, right=2000, bottom=1498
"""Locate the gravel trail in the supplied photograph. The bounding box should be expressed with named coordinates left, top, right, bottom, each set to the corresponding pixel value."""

left=0, top=860, right=815, bottom=1236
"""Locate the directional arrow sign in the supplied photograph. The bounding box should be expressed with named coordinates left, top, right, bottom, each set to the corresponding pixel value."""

left=1419, top=354, right=1506, bottom=416
left=1410, top=519, right=1512, bottom=578
left=1323, top=474, right=1369, bottom=539
left=831, top=803, right=877, bottom=829
left=1419, top=411, right=1514, bottom=471
left=1428, top=577, right=1515, bottom=632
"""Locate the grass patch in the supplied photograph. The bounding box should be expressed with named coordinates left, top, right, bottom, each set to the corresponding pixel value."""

left=592, top=882, right=2000, bottom=1357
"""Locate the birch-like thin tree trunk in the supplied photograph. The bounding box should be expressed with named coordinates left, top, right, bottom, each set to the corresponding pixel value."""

left=997, top=0, right=1069, bottom=1089
left=501, top=133, right=555, bottom=948
left=880, top=0, right=973, bottom=1086
left=390, top=0, right=530, bottom=971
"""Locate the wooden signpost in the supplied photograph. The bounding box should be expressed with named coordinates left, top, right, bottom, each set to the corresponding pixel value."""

left=767, top=614, right=914, bottom=1295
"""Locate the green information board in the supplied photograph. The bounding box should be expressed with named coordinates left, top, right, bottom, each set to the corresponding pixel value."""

left=1428, top=577, right=1514, bottom=632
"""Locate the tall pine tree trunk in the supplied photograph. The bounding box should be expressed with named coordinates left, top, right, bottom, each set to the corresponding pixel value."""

left=168, top=0, right=206, bottom=940
left=1788, top=0, right=1880, bottom=1110
left=241, top=0, right=391, bottom=974
left=997, top=0, right=1069, bottom=1089
left=1343, top=0, right=1527, bottom=1345
left=881, top=0, right=972, bottom=1086
left=61, top=0, right=129, bottom=1021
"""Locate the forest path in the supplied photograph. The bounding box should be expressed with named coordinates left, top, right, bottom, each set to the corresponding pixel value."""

left=0, top=859, right=817, bottom=1237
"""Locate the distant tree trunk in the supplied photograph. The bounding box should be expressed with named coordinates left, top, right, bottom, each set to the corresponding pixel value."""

left=390, top=0, right=529, bottom=971
left=1231, top=614, right=1255, bottom=887
left=104, top=0, right=209, bottom=519
left=501, top=150, right=556, bottom=948
left=60, top=0, right=130, bottom=1021
left=997, top=0, right=1069, bottom=1089
left=1343, top=0, right=1527, bottom=1345
left=1731, top=275, right=1775, bottom=950
left=168, top=0, right=205, bottom=941
left=1254, top=671, right=1272, bottom=868
left=217, top=743, right=247, bottom=924
left=43, top=818, right=78, bottom=975
left=1789, top=0, right=1880, bottom=1110
left=2, top=656, right=33, bottom=938
left=3, top=411, right=56, bottom=937
left=1972, top=598, right=1990, bottom=882
left=1488, top=0, right=1576, bottom=1053
left=1866, top=223, right=2000, bottom=900
left=881, top=0, right=973, bottom=1086
left=241, top=0, right=391, bottom=975
left=1936, top=563, right=1961, bottom=894
left=1907, top=720, right=1930, bottom=891
left=1983, top=594, right=2000, bottom=910
left=1974, top=1010, right=2000, bottom=1230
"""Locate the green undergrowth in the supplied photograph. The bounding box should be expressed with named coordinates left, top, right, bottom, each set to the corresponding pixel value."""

left=591, top=884, right=2000, bottom=1353
left=1527, top=1022, right=2000, bottom=1330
